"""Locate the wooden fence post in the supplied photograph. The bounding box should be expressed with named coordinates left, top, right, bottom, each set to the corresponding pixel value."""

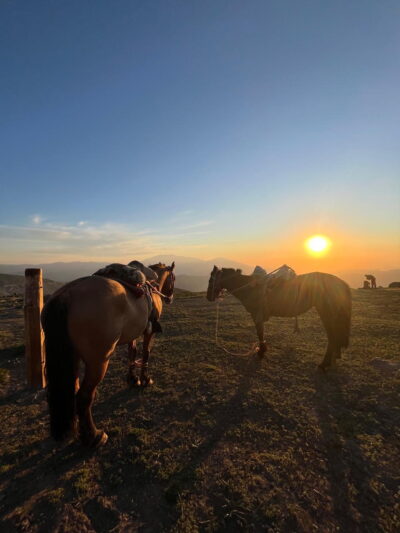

left=24, top=268, right=46, bottom=388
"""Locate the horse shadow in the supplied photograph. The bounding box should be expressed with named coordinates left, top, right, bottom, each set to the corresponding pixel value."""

left=313, top=370, right=382, bottom=532
left=162, top=353, right=286, bottom=503
left=0, top=436, right=93, bottom=527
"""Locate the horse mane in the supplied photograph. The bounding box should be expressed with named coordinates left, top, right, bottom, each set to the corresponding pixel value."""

left=221, top=268, right=236, bottom=273
left=221, top=267, right=248, bottom=277
left=149, top=262, right=167, bottom=270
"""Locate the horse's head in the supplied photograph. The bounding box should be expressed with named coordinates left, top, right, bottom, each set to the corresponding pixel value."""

left=207, top=265, right=223, bottom=302
left=149, top=262, right=176, bottom=304
left=162, top=262, right=176, bottom=304
left=207, top=266, right=244, bottom=301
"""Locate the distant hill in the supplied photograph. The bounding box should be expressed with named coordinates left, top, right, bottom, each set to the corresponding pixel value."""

left=0, top=256, right=253, bottom=289
left=144, top=255, right=253, bottom=292
left=0, top=259, right=398, bottom=291
left=175, top=275, right=209, bottom=292
left=0, top=262, right=106, bottom=283
left=0, top=272, right=203, bottom=297
left=335, top=269, right=400, bottom=289
left=143, top=255, right=253, bottom=276
left=0, top=273, right=63, bottom=296
left=175, top=268, right=400, bottom=292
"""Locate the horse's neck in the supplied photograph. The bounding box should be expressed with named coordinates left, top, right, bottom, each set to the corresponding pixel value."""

left=157, top=270, right=168, bottom=291
left=151, top=293, right=162, bottom=318
left=224, top=274, right=250, bottom=293
left=224, top=273, right=259, bottom=309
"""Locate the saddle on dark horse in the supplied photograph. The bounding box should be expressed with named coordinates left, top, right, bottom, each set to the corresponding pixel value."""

left=92, top=262, right=163, bottom=333
left=252, top=264, right=297, bottom=322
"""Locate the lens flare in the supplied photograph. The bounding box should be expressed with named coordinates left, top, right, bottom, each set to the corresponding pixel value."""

left=305, top=235, right=331, bottom=255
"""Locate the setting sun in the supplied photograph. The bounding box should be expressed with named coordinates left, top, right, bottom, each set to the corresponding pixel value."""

left=305, top=235, right=331, bottom=255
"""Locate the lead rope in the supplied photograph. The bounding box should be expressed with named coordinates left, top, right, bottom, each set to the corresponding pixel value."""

left=214, top=300, right=258, bottom=357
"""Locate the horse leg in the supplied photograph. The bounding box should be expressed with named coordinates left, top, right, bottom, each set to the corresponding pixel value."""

left=318, top=322, right=342, bottom=370
left=316, top=304, right=344, bottom=370
left=319, top=342, right=336, bottom=371
left=127, top=340, right=140, bottom=387
left=73, top=355, right=80, bottom=393
left=140, top=331, right=155, bottom=386
left=76, top=359, right=109, bottom=447
left=71, top=356, right=81, bottom=435
left=254, top=320, right=267, bottom=357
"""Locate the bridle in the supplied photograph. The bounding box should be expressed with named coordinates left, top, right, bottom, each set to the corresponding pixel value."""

left=210, top=268, right=224, bottom=301
left=210, top=268, right=258, bottom=356
left=152, top=268, right=175, bottom=304
left=162, top=269, right=175, bottom=303
left=210, top=268, right=253, bottom=301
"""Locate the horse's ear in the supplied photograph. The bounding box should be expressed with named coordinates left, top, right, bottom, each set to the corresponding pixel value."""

left=171, top=261, right=175, bottom=271
left=213, top=265, right=218, bottom=271
left=236, top=269, right=242, bottom=274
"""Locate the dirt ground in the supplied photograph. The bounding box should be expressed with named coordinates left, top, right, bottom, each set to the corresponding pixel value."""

left=0, top=289, right=399, bottom=532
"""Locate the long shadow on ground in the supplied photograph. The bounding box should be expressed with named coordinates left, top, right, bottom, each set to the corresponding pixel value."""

left=313, top=371, right=385, bottom=532
left=162, top=354, right=283, bottom=503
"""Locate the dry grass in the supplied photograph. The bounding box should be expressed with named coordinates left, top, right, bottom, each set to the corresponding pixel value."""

left=0, top=289, right=399, bottom=532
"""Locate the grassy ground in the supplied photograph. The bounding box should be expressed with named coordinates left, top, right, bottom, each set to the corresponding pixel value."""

left=0, top=289, right=399, bottom=532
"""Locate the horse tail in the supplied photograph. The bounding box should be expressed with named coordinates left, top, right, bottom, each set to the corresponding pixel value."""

left=336, top=281, right=352, bottom=348
left=314, top=274, right=352, bottom=350
left=322, top=275, right=351, bottom=349
left=41, top=295, right=76, bottom=440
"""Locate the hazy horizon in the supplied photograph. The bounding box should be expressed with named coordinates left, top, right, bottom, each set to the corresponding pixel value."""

left=1, top=1, right=399, bottom=272
left=1, top=255, right=399, bottom=277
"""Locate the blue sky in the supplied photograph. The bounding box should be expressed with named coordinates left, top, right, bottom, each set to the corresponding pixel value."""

left=1, top=1, right=399, bottom=269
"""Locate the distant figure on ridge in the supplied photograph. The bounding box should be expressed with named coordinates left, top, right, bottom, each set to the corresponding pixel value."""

left=365, top=274, right=377, bottom=289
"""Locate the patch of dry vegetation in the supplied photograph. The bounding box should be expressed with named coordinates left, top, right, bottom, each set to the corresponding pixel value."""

left=0, top=290, right=399, bottom=532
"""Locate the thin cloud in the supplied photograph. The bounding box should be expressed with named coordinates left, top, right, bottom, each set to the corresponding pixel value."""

left=31, top=214, right=43, bottom=224
left=0, top=215, right=216, bottom=263
left=175, top=209, right=194, bottom=217
left=176, top=220, right=214, bottom=231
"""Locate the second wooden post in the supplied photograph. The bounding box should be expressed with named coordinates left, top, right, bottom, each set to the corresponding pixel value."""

left=24, top=268, right=46, bottom=388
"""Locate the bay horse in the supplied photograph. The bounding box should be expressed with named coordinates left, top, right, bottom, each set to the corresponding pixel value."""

left=207, top=266, right=351, bottom=369
left=41, top=262, right=175, bottom=447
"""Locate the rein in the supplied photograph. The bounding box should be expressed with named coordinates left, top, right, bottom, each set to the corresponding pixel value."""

left=214, top=299, right=258, bottom=357
left=210, top=270, right=257, bottom=356
left=212, top=271, right=254, bottom=299
left=147, top=267, right=175, bottom=302
left=146, top=281, right=171, bottom=301
left=212, top=270, right=301, bottom=342
left=211, top=269, right=298, bottom=355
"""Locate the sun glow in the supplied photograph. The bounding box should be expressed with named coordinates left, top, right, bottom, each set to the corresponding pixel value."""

left=305, top=235, right=331, bottom=256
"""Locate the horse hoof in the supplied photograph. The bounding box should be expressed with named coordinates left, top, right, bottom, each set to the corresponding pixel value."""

left=127, top=374, right=141, bottom=387
left=256, top=344, right=267, bottom=357
left=92, top=430, right=108, bottom=448
left=141, top=376, right=154, bottom=387
left=81, top=430, right=108, bottom=448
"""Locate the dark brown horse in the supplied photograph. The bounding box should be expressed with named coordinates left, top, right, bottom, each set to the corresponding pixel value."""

left=41, top=262, right=175, bottom=447
left=207, top=266, right=351, bottom=369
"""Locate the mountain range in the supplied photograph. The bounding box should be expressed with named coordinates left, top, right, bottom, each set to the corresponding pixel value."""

left=0, top=256, right=399, bottom=291
left=0, top=273, right=63, bottom=296
left=0, top=256, right=252, bottom=293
